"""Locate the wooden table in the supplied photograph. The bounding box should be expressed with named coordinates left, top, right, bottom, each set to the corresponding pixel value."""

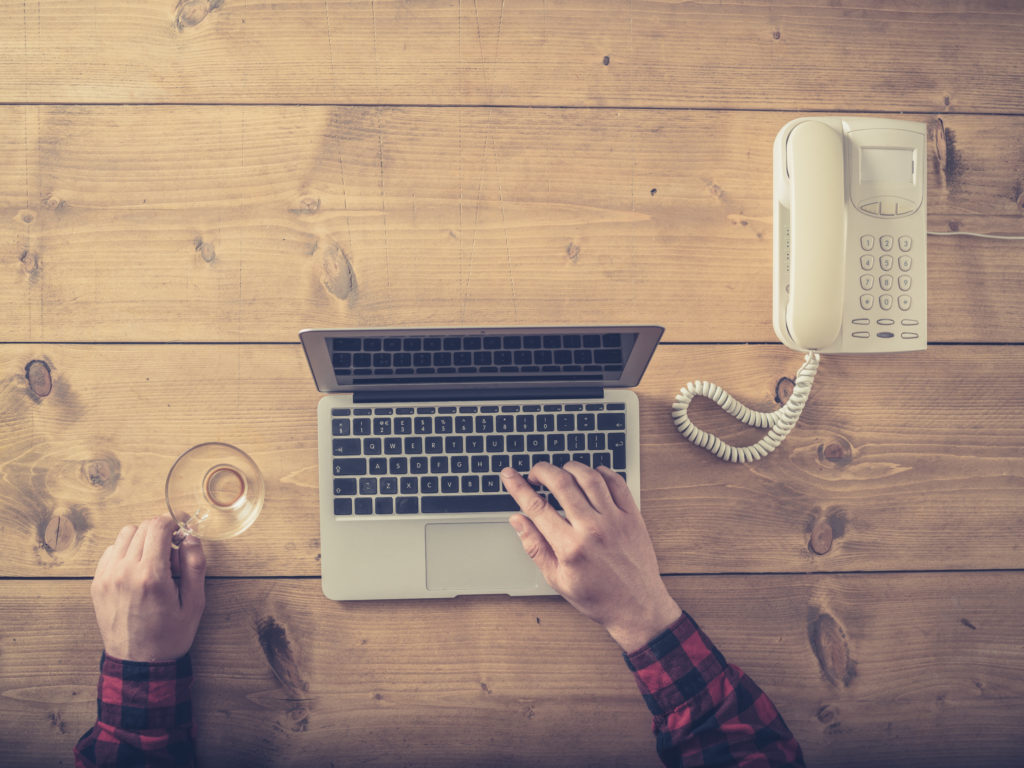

left=2, top=2, right=1023, bottom=765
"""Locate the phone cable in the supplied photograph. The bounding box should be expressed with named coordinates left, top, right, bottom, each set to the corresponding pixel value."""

left=671, top=352, right=821, bottom=463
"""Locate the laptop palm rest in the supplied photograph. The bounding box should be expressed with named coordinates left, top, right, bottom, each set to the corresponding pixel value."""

left=425, top=522, right=546, bottom=594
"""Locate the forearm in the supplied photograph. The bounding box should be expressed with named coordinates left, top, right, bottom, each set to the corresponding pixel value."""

left=75, top=653, right=197, bottom=768
left=625, top=613, right=804, bottom=768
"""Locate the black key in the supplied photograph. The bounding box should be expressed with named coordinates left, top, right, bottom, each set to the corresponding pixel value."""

left=353, top=418, right=372, bottom=435
left=430, top=456, right=449, bottom=474
left=384, top=438, right=402, bottom=455
left=451, top=455, right=469, bottom=473
left=577, top=414, right=595, bottom=431
left=482, top=474, right=501, bottom=492
left=505, top=435, right=524, bottom=452
left=516, top=414, right=535, bottom=432
left=334, top=498, right=353, bottom=516
left=445, top=436, right=464, bottom=453
left=333, top=438, right=361, bottom=456
left=397, top=497, right=419, bottom=515
left=389, top=457, right=408, bottom=474
left=369, top=458, right=387, bottom=475
left=547, top=434, right=566, bottom=451
left=333, top=419, right=351, bottom=436
left=537, top=414, right=554, bottom=431
left=556, top=414, right=574, bottom=431
left=414, top=417, right=433, bottom=434
left=598, top=413, right=626, bottom=431
left=359, top=477, right=377, bottom=495
left=400, top=477, right=418, bottom=495
left=471, top=455, right=489, bottom=473
left=455, top=416, right=474, bottom=433
left=405, top=437, right=423, bottom=454
left=586, top=433, right=605, bottom=451
left=486, top=435, right=504, bottom=453
left=380, top=477, right=398, bottom=495
left=426, top=437, right=444, bottom=454
left=526, top=434, right=544, bottom=452
left=334, top=458, right=367, bottom=475
left=609, top=433, right=626, bottom=469
left=594, top=452, right=611, bottom=468
left=435, top=416, right=453, bottom=433
left=422, top=495, right=521, bottom=514
left=421, top=477, right=439, bottom=494
left=410, top=456, right=429, bottom=474
left=375, top=498, right=394, bottom=515
left=475, top=415, right=494, bottom=433
left=354, top=498, right=373, bottom=515
left=334, top=478, right=357, bottom=495
left=373, top=418, right=392, bottom=435
left=466, top=436, right=484, bottom=453
left=333, top=338, right=362, bottom=351
left=461, top=476, right=480, bottom=493
left=363, top=438, right=382, bottom=455
left=441, top=476, right=459, bottom=493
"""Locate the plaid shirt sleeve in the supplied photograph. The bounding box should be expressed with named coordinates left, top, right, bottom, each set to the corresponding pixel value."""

left=625, top=612, right=805, bottom=767
left=74, top=653, right=197, bottom=768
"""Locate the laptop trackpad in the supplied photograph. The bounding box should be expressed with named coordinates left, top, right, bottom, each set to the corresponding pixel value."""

left=425, top=522, right=543, bottom=594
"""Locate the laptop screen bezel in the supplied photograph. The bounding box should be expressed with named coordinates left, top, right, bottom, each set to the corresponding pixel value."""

left=299, top=326, right=664, bottom=394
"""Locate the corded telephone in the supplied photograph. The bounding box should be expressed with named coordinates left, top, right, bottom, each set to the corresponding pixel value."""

left=773, top=116, right=927, bottom=353
left=672, top=116, right=929, bottom=463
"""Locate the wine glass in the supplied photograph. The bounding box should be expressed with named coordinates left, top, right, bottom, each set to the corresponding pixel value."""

left=165, top=442, right=265, bottom=544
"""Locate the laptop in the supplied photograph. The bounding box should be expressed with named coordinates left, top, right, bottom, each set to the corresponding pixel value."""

left=300, top=325, right=664, bottom=600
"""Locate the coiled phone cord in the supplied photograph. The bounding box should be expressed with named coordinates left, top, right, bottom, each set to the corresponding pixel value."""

left=671, top=352, right=821, bottom=463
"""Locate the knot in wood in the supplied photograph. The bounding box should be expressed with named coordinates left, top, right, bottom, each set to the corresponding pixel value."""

left=44, top=515, right=75, bottom=552
left=25, top=359, right=53, bottom=398
left=175, top=0, right=221, bottom=31
left=20, top=250, right=40, bottom=276
left=194, top=237, right=216, bottom=263
left=817, top=436, right=853, bottom=467
left=774, top=376, right=794, bottom=404
left=809, top=519, right=834, bottom=555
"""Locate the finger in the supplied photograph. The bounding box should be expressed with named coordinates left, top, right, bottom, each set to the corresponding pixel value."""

left=596, top=466, right=641, bottom=515
left=108, top=524, right=138, bottom=559
left=142, top=515, right=177, bottom=574
left=561, top=461, right=620, bottom=515
left=508, top=514, right=559, bottom=582
left=527, top=461, right=595, bottom=525
left=177, top=536, right=207, bottom=615
left=125, top=520, right=149, bottom=561
left=500, top=466, right=572, bottom=550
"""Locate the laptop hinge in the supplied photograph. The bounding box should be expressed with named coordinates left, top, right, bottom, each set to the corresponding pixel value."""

left=353, top=386, right=604, bottom=403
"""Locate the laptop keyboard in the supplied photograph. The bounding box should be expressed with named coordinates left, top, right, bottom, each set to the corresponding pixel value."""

left=330, top=401, right=628, bottom=516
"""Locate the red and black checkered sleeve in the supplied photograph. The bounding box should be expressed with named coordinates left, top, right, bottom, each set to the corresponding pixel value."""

left=625, top=612, right=805, bottom=768
left=74, top=653, right=197, bottom=768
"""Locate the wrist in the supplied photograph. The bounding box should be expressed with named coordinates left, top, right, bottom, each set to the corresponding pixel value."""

left=605, top=598, right=682, bottom=654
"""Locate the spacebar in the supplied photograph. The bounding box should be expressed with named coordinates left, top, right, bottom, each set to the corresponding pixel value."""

left=421, top=495, right=521, bottom=514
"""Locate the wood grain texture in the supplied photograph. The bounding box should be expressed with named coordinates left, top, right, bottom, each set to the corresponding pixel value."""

left=1, top=573, right=1021, bottom=767
left=1, top=107, right=1022, bottom=343
left=2, top=343, right=1021, bottom=577
left=1, top=1, right=1022, bottom=112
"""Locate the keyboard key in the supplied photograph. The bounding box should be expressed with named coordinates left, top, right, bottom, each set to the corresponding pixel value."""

left=334, top=498, right=353, bottom=515
left=400, top=477, right=418, bottom=495
left=334, top=458, right=367, bottom=475
left=422, top=495, right=521, bottom=514
left=598, top=413, right=626, bottom=430
left=441, top=476, right=459, bottom=493
left=396, top=497, right=419, bottom=515
left=359, top=477, right=377, bottom=495
left=333, top=438, right=361, bottom=456
left=375, top=498, right=394, bottom=515
left=461, top=475, right=480, bottom=493
left=354, top=498, right=373, bottom=515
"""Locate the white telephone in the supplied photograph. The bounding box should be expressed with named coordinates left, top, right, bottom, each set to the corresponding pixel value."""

left=773, top=116, right=927, bottom=353
left=672, top=117, right=928, bottom=463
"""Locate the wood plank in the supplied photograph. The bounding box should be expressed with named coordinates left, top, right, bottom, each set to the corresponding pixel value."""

left=2, top=107, right=1022, bottom=343
left=2, top=344, right=1022, bottom=577
left=1, top=573, right=1021, bottom=766
left=1, top=1, right=1022, bottom=112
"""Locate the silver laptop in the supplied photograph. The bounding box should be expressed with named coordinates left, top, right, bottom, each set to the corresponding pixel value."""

left=300, top=326, right=663, bottom=600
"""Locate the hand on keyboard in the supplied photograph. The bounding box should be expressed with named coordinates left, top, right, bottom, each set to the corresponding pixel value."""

left=501, top=462, right=681, bottom=654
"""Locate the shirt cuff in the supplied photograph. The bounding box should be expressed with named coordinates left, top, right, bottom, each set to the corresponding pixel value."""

left=97, top=652, right=194, bottom=732
left=623, top=611, right=729, bottom=718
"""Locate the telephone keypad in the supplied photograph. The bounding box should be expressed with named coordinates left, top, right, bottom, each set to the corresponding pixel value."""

left=855, top=230, right=919, bottom=342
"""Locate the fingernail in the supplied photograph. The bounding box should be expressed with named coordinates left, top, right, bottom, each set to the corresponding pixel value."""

left=500, top=467, right=515, bottom=478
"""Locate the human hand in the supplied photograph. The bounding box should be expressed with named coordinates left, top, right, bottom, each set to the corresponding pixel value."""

left=501, top=462, right=681, bottom=653
left=90, top=515, right=207, bottom=662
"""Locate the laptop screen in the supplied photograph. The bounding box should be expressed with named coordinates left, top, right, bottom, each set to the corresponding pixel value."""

left=301, top=326, right=664, bottom=393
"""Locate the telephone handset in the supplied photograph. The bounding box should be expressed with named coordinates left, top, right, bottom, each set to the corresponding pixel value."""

left=774, top=116, right=927, bottom=353
left=672, top=117, right=928, bottom=462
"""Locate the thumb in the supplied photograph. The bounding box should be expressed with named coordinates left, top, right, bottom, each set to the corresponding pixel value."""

left=509, top=514, right=558, bottom=582
left=178, top=536, right=207, bottom=614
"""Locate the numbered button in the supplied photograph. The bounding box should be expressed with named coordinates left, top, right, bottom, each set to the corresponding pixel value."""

left=879, top=235, right=894, bottom=251
left=860, top=295, right=874, bottom=310
left=879, top=274, right=893, bottom=291
left=860, top=235, right=875, bottom=250
left=879, top=294, right=894, bottom=311
left=898, top=236, right=912, bottom=252
left=898, top=295, right=912, bottom=311
left=898, top=255, right=913, bottom=272
left=860, top=274, right=874, bottom=290
left=860, top=254, right=874, bottom=270
left=898, top=274, right=912, bottom=291
left=879, top=255, right=894, bottom=272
